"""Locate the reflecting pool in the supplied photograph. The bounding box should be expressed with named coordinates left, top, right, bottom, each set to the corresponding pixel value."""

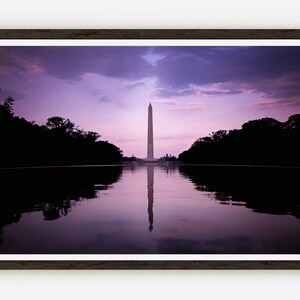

left=0, top=164, right=300, bottom=254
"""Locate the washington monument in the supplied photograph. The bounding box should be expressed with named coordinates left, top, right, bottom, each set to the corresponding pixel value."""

left=147, top=103, right=154, bottom=160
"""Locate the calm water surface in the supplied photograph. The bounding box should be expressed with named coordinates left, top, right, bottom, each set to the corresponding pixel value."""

left=0, top=165, right=300, bottom=254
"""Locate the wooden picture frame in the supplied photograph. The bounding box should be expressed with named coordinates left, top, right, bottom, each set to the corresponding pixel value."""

left=0, top=29, right=300, bottom=269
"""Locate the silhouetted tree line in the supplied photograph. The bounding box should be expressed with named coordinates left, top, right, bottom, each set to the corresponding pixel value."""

left=178, top=114, right=300, bottom=166
left=0, top=97, right=123, bottom=167
left=158, top=154, right=178, bottom=162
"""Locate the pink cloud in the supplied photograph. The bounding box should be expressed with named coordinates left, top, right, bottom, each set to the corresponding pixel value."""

left=171, top=102, right=206, bottom=111
left=251, top=97, right=300, bottom=109
left=153, top=99, right=177, bottom=105
left=153, top=99, right=205, bottom=111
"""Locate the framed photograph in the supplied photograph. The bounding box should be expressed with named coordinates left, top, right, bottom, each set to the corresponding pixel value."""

left=1, top=30, right=300, bottom=269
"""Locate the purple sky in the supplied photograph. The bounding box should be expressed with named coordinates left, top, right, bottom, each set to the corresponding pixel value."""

left=1, top=46, right=300, bottom=158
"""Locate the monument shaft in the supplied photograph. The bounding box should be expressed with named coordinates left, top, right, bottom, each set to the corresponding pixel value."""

left=147, top=103, right=154, bottom=159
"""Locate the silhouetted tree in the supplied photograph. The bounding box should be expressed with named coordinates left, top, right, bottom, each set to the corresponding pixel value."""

left=158, top=154, right=177, bottom=162
left=285, top=114, right=300, bottom=132
left=82, top=131, right=100, bottom=143
left=2, top=97, right=14, bottom=115
left=46, top=116, right=75, bottom=132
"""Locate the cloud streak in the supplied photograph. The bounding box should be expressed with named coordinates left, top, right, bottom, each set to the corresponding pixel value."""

left=251, top=97, right=300, bottom=109
left=153, top=99, right=205, bottom=110
left=171, top=102, right=205, bottom=111
left=199, top=89, right=243, bottom=96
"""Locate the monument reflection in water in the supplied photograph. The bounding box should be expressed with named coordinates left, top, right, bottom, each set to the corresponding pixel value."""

left=147, top=166, right=154, bottom=232
left=1, top=165, right=300, bottom=254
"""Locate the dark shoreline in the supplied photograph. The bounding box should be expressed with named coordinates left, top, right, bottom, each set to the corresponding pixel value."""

left=1, top=162, right=299, bottom=172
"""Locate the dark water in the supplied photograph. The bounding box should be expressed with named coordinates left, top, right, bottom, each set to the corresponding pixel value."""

left=0, top=164, right=300, bottom=254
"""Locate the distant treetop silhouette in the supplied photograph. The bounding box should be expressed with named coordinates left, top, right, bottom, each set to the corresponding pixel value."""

left=178, top=114, right=300, bottom=166
left=0, top=97, right=122, bottom=167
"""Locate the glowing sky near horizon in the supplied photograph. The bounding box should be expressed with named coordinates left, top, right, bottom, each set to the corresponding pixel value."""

left=0, top=46, right=300, bottom=158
